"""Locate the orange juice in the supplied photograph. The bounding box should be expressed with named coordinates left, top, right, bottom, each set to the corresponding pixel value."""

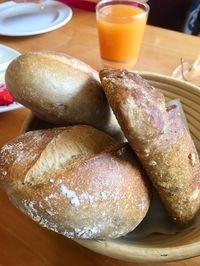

left=96, top=2, right=149, bottom=68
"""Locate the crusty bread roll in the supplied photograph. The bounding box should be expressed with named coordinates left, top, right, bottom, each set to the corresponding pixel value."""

left=0, top=125, right=151, bottom=239
left=100, top=69, right=200, bottom=227
left=6, top=52, right=125, bottom=142
left=5, top=52, right=110, bottom=129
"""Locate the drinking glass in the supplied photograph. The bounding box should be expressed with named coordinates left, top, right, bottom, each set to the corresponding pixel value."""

left=96, top=0, right=149, bottom=69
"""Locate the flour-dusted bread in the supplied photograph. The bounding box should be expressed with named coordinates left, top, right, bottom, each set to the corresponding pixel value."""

left=100, top=69, right=200, bottom=227
left=0, top=125, right=151, bottom=239
left=5, top=52, right=110, bottom=129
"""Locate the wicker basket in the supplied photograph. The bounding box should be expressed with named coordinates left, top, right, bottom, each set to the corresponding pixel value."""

left=21, top=72, right=200, bottom=263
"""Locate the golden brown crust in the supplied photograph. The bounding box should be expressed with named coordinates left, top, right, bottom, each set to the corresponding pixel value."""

left=5, top=52, right=110, bottom=129
left=100, top=69, right=200, bottom=227
left=0, top=125, right=151, bottom=239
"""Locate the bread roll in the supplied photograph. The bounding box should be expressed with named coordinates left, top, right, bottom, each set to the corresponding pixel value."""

left=0, top=125, right=151, bottom=239
left=5, top=52, right=110, bottom=129
left=100, top=69, right=200, bottom=227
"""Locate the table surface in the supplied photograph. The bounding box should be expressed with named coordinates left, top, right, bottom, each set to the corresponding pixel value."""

left=1, top=5, right=200, bottom=266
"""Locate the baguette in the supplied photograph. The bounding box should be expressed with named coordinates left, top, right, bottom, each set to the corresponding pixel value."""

left=100, top=69, right=200, bottom=227
left=0, top=125, right=151, bottom=239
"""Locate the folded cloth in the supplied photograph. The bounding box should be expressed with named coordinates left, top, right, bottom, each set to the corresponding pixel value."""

left=59, top=0, right=97, bottom=11
left=0, top=84, right=14, bottom=106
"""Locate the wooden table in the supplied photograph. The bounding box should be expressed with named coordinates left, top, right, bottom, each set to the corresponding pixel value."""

left=1, top=6, right=200, bottom=266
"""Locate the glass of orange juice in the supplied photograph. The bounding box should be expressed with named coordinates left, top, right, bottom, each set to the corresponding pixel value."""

left=96, top=0, right=149, bottom=69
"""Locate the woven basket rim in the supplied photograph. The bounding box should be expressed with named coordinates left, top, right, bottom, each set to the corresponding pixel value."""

left=137, top=71, right=200, bottom=94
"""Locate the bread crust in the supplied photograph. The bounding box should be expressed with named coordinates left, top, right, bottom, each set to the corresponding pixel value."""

left=0, top=125, right=151, bottom=239
left=100, top=69, right=200, bottom=227
left=5, top=52, right=110, bottom=129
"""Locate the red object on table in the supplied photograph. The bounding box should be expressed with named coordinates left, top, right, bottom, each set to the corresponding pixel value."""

left=0, top=84, right=15, bottom=106
left=60, top=0, right=96, bottom=11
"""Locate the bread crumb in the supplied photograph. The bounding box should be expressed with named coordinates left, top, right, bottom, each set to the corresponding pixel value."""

left=190, top=189, right=200, bottom=201
left=188, top=153, right=196, bottom=166
left=149, top=160, right=157, bottom=166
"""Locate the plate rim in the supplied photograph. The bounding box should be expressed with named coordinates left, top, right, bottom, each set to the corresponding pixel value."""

left=0, top=0, right=73, bottom=37
left=0, top=44, right=21, bottom=71
left=0, top=45, right=22, bottom=113
left=0, top=102, right=23, bottom=113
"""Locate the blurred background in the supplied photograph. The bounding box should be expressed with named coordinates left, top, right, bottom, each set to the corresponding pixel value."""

left=59, top=0, right=200, bottom=36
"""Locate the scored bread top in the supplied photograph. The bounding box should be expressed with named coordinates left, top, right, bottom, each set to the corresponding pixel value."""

left=0, top=125, right=117, bottom=188
left=0, top=125, right=151, bottom=239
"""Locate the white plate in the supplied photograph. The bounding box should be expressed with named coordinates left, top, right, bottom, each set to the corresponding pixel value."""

left=0, top=1, right=73, bottom=36
left=0, top=102, right=23, bottom=113
left=0, top=44, right=21, bottom=71
left=0, top=45, right=23, bottom=113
